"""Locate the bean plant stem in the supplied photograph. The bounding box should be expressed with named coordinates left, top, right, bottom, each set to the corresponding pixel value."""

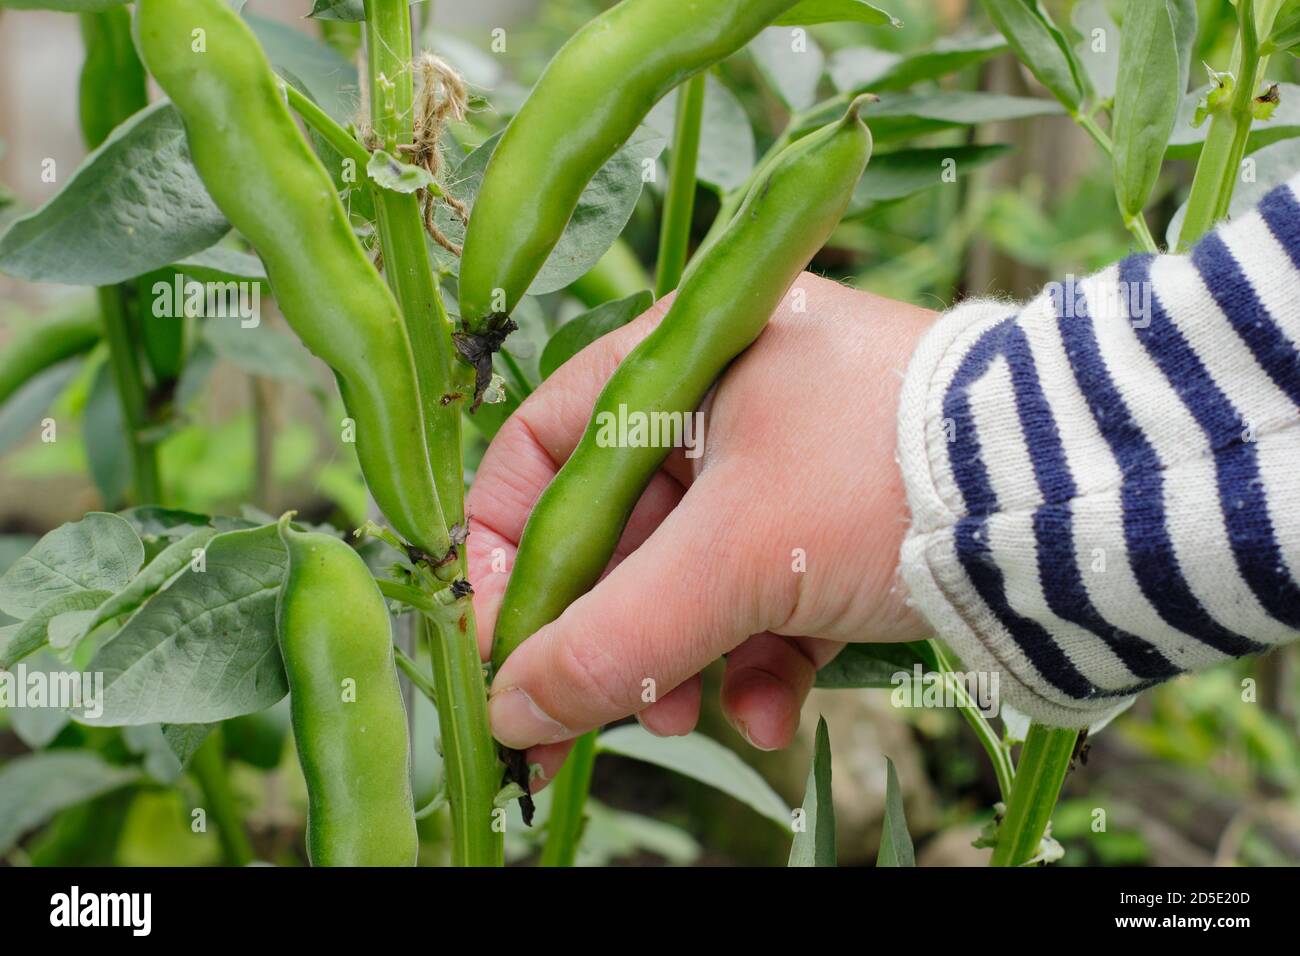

left=394, top=644, right=439, bottom=704
left=365, top=0, right=503, bottom=867
left=363, top=0, right=464, bottom=518
left=989, top=724, right=1078, bottom=866
left=1177, top=0, right=1272, bottom=250
left=189, top=728, right=254, bottom=867
left=281, top=80, right=371, bottom=170
left=539, top=729, right=599, bottom=866
left=97, top=286, right=160, bottom=504
left=655, top=73, right=707, bottom=296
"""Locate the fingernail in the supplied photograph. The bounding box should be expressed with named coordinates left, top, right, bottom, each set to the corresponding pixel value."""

left=489, top=687, right=570, bottom=749
left=729, top=714, right=778, bottom=752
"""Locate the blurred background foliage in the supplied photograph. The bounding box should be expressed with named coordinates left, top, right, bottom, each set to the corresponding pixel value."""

left=0, top=0, right=1297, bottom=866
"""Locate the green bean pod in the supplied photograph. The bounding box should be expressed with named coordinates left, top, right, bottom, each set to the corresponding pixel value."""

left=134, top=0, right=449, bottom=557
left=276, top=514, right=418, bottom=866
left=458, top=0, right=800, bottom=333
left=492, top=98, right=873, bottom=672
left=0, top=307, right=101, bottom=406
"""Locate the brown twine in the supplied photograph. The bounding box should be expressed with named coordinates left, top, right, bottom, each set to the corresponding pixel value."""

left=360, top=53, right=471, bottom=264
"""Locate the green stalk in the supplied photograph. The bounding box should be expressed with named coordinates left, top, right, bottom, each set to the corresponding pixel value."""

left=365, top=0, right=502, bottom=866
left=655, top=73, right=706, bottom=296
left=363, top=0, right=465, bottom=519
left=423, top=606, right=504, bottom=866
left=98, top=286, right=161, bottom=504
left=538, top=730, right=598, bottom=867
left=989, top=724, right=1078, bottom=866
left=1177, top=0, right=1269, bottom=250
left=1068, top=110, right=1157, bottom=252
left=189, top=728, right=254, bottom=867
left=930, top=641, right=1014, bottom=802
left=282, top=80, right=371, bottom=170
left=394, top=644, right=439, bottom=704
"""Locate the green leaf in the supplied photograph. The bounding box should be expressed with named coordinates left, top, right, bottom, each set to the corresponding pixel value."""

left=815, top=640, right=937, bottom=689
left=774, top=0, right=901, bottom=27
left=0, top=751, right=141, bottom=855
left=0, top=102, right=228, bottom=286
left=0, top=357, right=82, bottom=455
left=438, top=126, right=666, bottom=296
left=366, top=149, right=436, bottom=193
left=540, top=291, right=653, bottom=380
left=828, top=35, right=1006, bottom=94
left=201, top=316, right=318, bottom=389
left=797, top=90, right=1064, bottom=143
left=876, top=756, right=915, bottom=866
left=1169, top=0, right=1198, bottom=101
left=83, top=526, right=218, bottom=639
left=80, top=524, right=289, bottom=726
left=646, top=74, right=756, bottom=192
left=3, top=650, right=73, bottom=748
left=847, top=144, right=1012, bottom=213
left=750, top=27, right=827, bottom=111
left=0, top=512, right=143, bottom=621
left=597, top=725, right=791, bottom=829
left=788, top=716, right=836, bottom=866
left=1071, top=0, right=1119, bottom=102
left=0, top=590, right=112, bottom=667
left=1111, top=0, right=1181, bottom=219
left=246, top=14, right=359, bottom=123
left=979, top=0, right=1085, bottom=110
left=305, top=0, right=422, bottom=21
left=170, top=246, right=267, bottom=284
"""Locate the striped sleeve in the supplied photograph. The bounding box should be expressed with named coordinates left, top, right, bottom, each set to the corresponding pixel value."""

left=895, top=174, right=1300, bottom=728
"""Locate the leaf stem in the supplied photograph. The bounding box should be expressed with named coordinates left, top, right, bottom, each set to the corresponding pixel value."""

left=189, top=728, right=254, bottom=867
left=989, top=724, right=1077, bottom=866
left=280, top=80, right=371, bottom=171
left=655, top=73, right=706, bottom=296
left=98, top=286, right=160, bottom=504
left=538, top=729, right=599, bottom=866
left=930, top=641, right=1015, bottom=802
left=394, top=644, right=439, bottom=704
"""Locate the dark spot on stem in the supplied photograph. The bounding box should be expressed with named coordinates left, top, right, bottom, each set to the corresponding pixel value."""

left=453, top=314, right=518, bottom=410
left=502, top=747, right=535, bottom=826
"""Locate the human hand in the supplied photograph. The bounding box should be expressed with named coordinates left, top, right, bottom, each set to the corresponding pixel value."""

left=466, top=272, right=936, bottom=782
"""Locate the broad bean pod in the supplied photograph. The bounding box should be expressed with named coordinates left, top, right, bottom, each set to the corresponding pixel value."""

left=491, top=98, right=874, bottom=672
left=134, top=0, right=449, bottom=558
left=458, top=0, right=802, bottom=336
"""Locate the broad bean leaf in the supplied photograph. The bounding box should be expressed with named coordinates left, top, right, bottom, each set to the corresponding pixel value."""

left=436, top=126, right=666, bottom=295
left=774, top=0, right=900, bottom=27
left=0, top=751, right=141, bottom=855
left=979, top=0, right=1085, bottom=110
left=1071, top=0, right=1119, bottom=101
left=829, top=35, right=1006, bottom=94
left=170, top=246, right=267, bottom=284
left=0, top=102, right=228, bottom=286
left=876, top=756, right=915, bottom=866
left=540, top=291, right=654, bottom=380
left=788, top=716, right=836, bottom=866
left=646, top=75, right=756, bottom=192
left=80, top=523, right=289, bottom=726
left=246, top=14, right=358, bottom=123
left=815, top=640, right=936, bottom=688
left=307, top=0, right=422, bottom=21
left=0, top=358, right=82, bottom=455
left=798, top=90, right=1064, bottom=143
left=0, top=512, right=143, bottom=621
left=597, top=725, right=791, bottom=829
left=3, top=650, right=73, bottom=748
left=1111, top=0, right=1181, bottom=219
left=751, top=27, right=827, bottom=111
left=847, top=143, right=1011, bottom=214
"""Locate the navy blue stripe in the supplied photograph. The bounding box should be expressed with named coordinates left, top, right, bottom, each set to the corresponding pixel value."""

left=1257, top=182, right=1300, bottom=273
left=1121, top=255, right=1300, bottom=631
left=1057, top=270, right=1265, bottom=658
left=1000, top=322, right=1182, bottom=679
left=944, top=321, right=1106, bottom=701
left=1192, top=226, right=1300, bottom=411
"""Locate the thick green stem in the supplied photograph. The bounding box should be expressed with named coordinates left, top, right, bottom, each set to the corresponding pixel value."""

left=189, top=728, right=254, bottom=867
left=539, top=730, right=598, bottom=867
left=365, top=0, right=502, bottom=866
left=98, top=286, right=160, bottom=504
left=989, top=724, right=1078, bottom=866
left=423, top=606, right=504, bottom=866
left=1178, top=0, right=1269, bottom=250
left=655, top=74, right=706, bottom=296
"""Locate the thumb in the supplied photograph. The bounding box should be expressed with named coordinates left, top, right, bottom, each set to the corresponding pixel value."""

left=487, top=466, right=793, bottom=749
